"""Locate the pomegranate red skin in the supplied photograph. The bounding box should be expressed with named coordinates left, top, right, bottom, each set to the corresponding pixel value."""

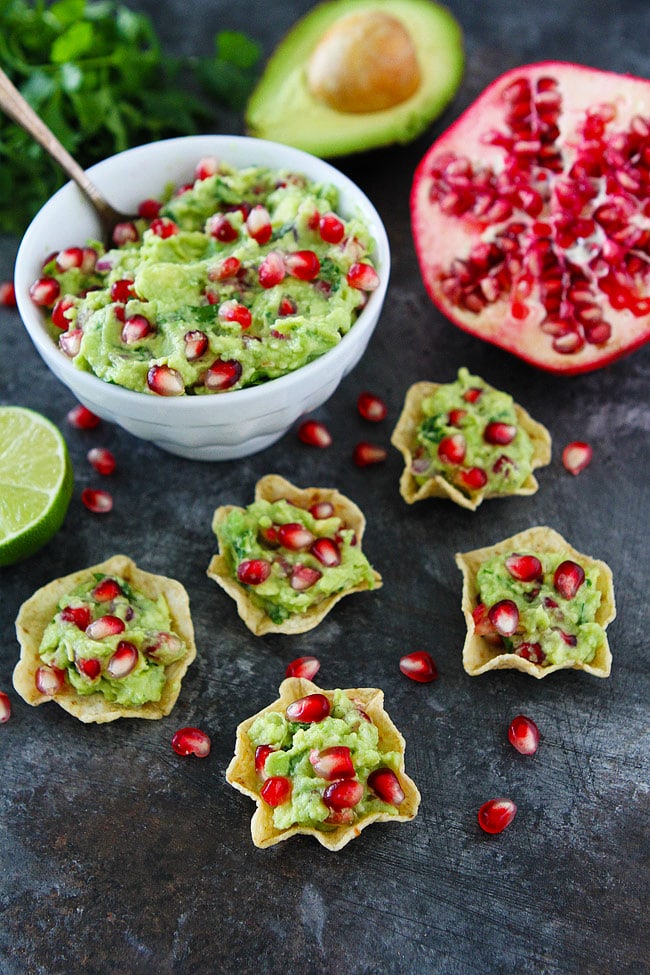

left=411, top=62, right=650, bottom=374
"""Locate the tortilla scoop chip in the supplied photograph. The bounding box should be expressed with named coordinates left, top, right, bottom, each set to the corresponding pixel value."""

left=226, top=677, right=421, bottom=850
left=391, top=380, right=552, bottom=510
left=207, top=474, right=382, bottom=636
left=455, top=526, right=616, bottom=678
left=13, top=554, right=197, bottom=723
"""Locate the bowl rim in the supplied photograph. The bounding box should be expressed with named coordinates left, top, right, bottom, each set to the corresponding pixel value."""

left=15, top=134, right=391, bottom=413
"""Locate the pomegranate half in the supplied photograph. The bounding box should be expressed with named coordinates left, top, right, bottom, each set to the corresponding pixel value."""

left=411, top=61, right=650, bottom=374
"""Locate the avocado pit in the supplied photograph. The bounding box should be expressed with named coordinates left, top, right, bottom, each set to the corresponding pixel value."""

left=307, top=10, right=421, bottom=113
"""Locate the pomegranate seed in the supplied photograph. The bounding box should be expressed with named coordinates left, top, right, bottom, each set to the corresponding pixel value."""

left=504, top=553, right=543, bottom=582
left=309, top=746, right=355, bottom=780
left=324, top=808, right=355, bottom=825
left=204, top=359, right=242, bottom=391
left=207, top=214, right=238, bottom=242
left=180, top=330, right=208, bottom=362
left=237, top=559, right=271, bottom=585
left=67, top=404, right=100, bottom=429
left=76, top=656, right=102, bottom=679
left=323, top=779, right=364, bottom=810
left=484, top=422, right=517, bottom=445
left=347, top=262, right=380, bottom=290
left=92, top=578, right=122, bottom=602
left=149, top=218, right=178, bottom=239
left=209, top=256, right=241, bottom=281
left=138, top=198, right=162, bottom=219
left=35, top=665, right=66, bottom=696
left=290, top=564, right=322, bottom=591
left=553, top=560, right=586, bottom=599
left=352, top=441, right=387, bottom=466
left=285, top=250, right=320, bottom=280
left=562, top=441, right=593, bottom=475
left=54, top=247, right=83, bottom=272
left=0, top=281, right=16, bottom=306
left=112, top=221, right=139, bottom=246
left=517, top=642, right=545, bottom=664
left=261, top=776, right=292, bottom=806
left=51, top=296, right=75, bottom=330
left=147, top=364, right=184, bottom=396
left=399, top=650, right=438, bottom=683
left=367, top=768, right=405, bottom=805
left=309, top=501, right=335, bottom=519
left=0, top=691, right=11, bottom=723
left=488, top=599, right=520, bottom=636
left=194, top=156, right=219, bottom=180
left=106, top=641, right=138, bottom=679
left=121, top=314, right=153, bottom=344
left=61, top=605, right=93, bottom=629
left=142, top=631, right=183, bottom=662
left=59, top=329, right=83, bottom=358
left=278, top=295, right=298, bottom=316
left=87, top=447, right=116, bottom=475
left=508, top=714, right=540, bottom=755
left=171, top=726, right=211, bottom=758
left=457, top=467, right=488, bottom=490
left=246, top=205, right=272, bottom=244
left=310, top=537, right=341, bottom=567
left=357, top=391, right=387, bottom=422
left=319, top=213, right=345, bottom=243
left=258, top=251, right=286, bottom=288
left=297, top=419, right=332, bottom=448
left=29, top=277, right=60, bottom=307
left=254, top=744, right=276, bottom=777
left=463, top=387, right=483, bottom=403
left=277, top=522, right=315, bottom=550
left=286, top=693, right=331, bottom=723
left=218, top=299, right=252, bottom=330
left=285, top=655, right=321, bottom=680
left=81, top=488, right=113, bottom=514
left=477, top=798, right=517, bottom=834
left=110, top=279, right=135, bottom=302
left=438, top=433, right=466, bottom=464
left=448, top=408, right=467, bottom=426
left=472, top=603, right=501, bottom=642
left=85, top=615, right=125, bottom=640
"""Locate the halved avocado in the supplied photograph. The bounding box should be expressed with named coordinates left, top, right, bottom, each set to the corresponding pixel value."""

left=246, top=0, right=464, bottom=157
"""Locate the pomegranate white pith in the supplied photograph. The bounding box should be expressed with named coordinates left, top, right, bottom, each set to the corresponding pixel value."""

left=411, top=62, right=650, bottom=374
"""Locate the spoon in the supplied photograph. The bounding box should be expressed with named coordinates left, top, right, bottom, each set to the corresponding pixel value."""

left=0, top=66, right=133, bottom=246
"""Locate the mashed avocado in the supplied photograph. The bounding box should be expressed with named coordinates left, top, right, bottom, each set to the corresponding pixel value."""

left=248, top=689, right=402, bottom=830
left=38, top=573, right=187, bottom=706
left=41, top=161, right=378, bottom=395
left=216, top=496, right=377, bottom=624
left=476, top=551, right=604, bottom=666
left=414, top=367, right=535, bottom=495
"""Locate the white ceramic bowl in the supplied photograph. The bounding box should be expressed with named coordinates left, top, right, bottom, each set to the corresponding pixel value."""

left=15, top=135, right=390, bottom=460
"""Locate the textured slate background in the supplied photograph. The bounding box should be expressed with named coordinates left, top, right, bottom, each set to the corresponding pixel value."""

left=1, top=1, right=649, bottom=973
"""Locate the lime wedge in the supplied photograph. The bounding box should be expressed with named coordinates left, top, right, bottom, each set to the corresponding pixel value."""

left=0, top=407, right=73, bottom=566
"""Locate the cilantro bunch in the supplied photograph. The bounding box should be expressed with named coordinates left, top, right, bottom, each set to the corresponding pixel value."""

left=0, top=0, right=261, bottom=234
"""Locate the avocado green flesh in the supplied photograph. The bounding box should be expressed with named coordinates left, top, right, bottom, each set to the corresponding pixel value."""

left=246, top=0, right=464, bottom=157
left=248, top=689, right=401, bottom=830
left=477, top=553, right=604, bottom=666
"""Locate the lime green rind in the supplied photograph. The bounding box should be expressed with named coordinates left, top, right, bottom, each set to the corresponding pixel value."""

left=245, top=0, right=464, bottom=158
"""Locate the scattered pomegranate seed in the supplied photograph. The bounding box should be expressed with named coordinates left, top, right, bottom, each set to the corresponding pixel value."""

left=463, top=387, right=483, bottom=403
left=59, top=329, right=83, bottom=358
left=517, top=642, right=545, bottom=664
left=237, top=559, right=272, bottom=585
left=218, top=299, right=252, bottom=330
left=147, top=364, right=185, bottom=396
left=309, top=746, right=355, bottom=781
left=194, top=156, right=219, bottom=180
left=484, top=422, right=517, bottom=445
left=51, top=297, right=76, bottom=330
left=297, top=419, right=332, bottom=448
left=171, top=726, right=211, bottom=758
left=67, top=404, right=101, bottom=429
left=204, top=358, right=242, bottom=391
left=457, top=466, right=488, bottom=490
left=310, top=537, right=341, bottom=567
left=309, top=501, right=335, bottom=519
left=110, top=278, right=136, bottom=302
left=323, top=778, right=364, bottom=810
left=438, top=433, right=466, bottom=465
left=399, top=650, right=438, bottom=683
left=258, top=251, right=286, bottom=288
left=106, top=641, right=138, bottom=679
left=367, top=768, right=405, bottom=805
left=472, top=603, right=501, bottom=643
left=184, top=329, right=209, bottom=360
left=255, top=744, right=276, bottom=777
left=76, top=656, right=102, bottom=679
left=112, top=221, right=139, bottom=246
left=0, top=281, right=16, bottom=306
left=92, top=578, right=122, bottom=602
left=488, top=599, right=520, bottom=636
left=504, top=554, right=543, bottom=582
left=286, top=693, right=331, bottom=723
left=138, top=198, right=162, bottom=219
left=352, top=441, right=387, bottom=466
left=87, top=447, right=116, bottom=475
left=319, top=213, right=345, bottom=244
left=61, top=605, right=93, bottom=629
left=122, top=314, right=153, bottom=344
left=246, top=205, right=272, bottom=244
left=357, top=391, right=387, bottom=422
left=0, top=691, right=11, bottom=723
left=81, top=488, right=113, bottom=514
left=477, top=798, right=517, bottom=834
left=285, top=250, right=321, bottom=281
left=448, top=408, right=467, bottom=426
left=278, top=295, right=298, bottom=316
left=207, top=214, right=238, bottom=242
left=29, top=276, right=60, bottom=306
left=55, top=247, right=84, bottom=272
left=290, top=564, right=322, bottom=591
left=562, top=441, right=593, bottom=475
left=277, top=522, right=315, bottom=550
left=347, top=262, right=380, bottom=290
left=209, top=256, right=241, bottom=281
left=508, top=715, right=540, bottom=755
left=85, top=615, right=125, bottom=641
left=35, top=665, right=65, bottom=696
left=285, top=655, right=321, bottom=680
left=553, top=560, right=586, bottom=599
left=261, top=775, right=292, bottom=806
left=149, top=217, right=178, bottom=239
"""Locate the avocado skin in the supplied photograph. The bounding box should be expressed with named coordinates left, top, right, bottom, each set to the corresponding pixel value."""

left=245, top=0, right=464, bottom=158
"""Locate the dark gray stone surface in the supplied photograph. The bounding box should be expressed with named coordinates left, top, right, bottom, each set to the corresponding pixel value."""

left=1, top=2, right=649, bottom=973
